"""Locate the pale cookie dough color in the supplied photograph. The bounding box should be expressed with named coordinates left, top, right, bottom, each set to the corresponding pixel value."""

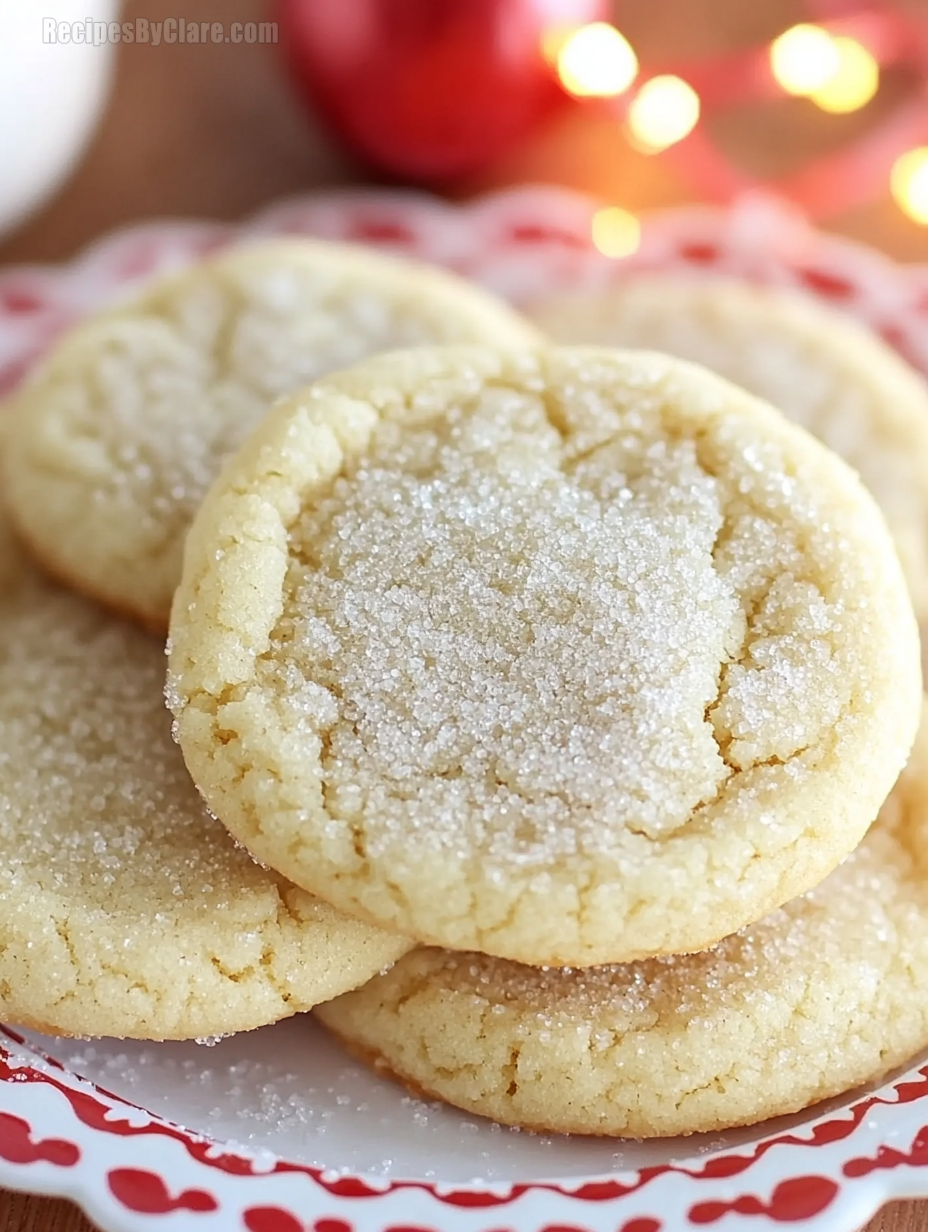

left=0, top=517, right=412, bottom=1041
left=315, top=706, right=928, bottom=1137
left=168, top=346, right=921, bottom=967
left=1, top=239, right=542, bottom=629
left=529, top=277, right=928, bottom=617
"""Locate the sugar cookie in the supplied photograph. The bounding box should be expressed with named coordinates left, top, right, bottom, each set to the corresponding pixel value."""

left=0, top=516, right=412, bottom=1041
left=2, top=239, right=542, bottom=629
left=316, top=703, right=928, bottom=1137
left=529, top=276, right=928, bottom=616
left=168, top=346, right=920, bottom=967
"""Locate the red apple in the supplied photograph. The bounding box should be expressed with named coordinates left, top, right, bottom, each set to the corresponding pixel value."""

left=278, top=0, right=607, bottom=181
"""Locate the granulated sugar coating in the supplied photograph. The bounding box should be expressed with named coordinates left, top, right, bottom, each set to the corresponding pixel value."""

left=0, top=518, right=412, bottom=1041
left=168, top=346, right=921, bottom=967
left=530, top=277, right=928, bottom=618
left=316, top=704, right=928, bottom=1137
left=1, top=239, right=541, bottom=629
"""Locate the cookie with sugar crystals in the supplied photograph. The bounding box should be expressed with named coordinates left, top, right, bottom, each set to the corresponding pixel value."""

left=316, top=703, right=928, bottom=1138
left=1, top=238, right=542, bottom=630
left=168, top=345, right=920, bottom=967
left=529, top=276, right=928, bottom=618
left=0, top=513, right=412, bottom=1042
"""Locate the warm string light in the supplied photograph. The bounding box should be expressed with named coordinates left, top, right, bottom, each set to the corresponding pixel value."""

left=627, top=75, right=701, bottom=152
left=769, top=23, right=878, bottom=113
left=591, top=206, right=641, bottom=256
left=892, top=147, right=928, bottom=224
left=549, top=21, right=697, bottom=250
left=811, top=37, right=879, bottom=113
left=770, top=24, right=841, bottom=95
left=551, top=22, right=700, bottom=154
left=555, top=22, right=638, bottom=98
left=767, top=21, right=927, bottom=224
left=548, top=13, right=928, bottom=245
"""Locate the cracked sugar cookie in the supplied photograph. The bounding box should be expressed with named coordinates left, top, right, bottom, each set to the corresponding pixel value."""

left=315, top=702, right=928, bottom=1137
left=0, top=514, right=412, bottom=1041
left=167, top=346, right=921, bottom=967
left=1, top=239, right=541, bottom=630
left=529, top=276, right=928, bottom=618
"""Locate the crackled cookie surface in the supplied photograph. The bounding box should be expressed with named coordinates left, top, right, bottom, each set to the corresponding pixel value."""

left=168, top=346, right=920, bottom=966
left=316, top=706, right=928, bottom=1137
left=2, top=239, right=541, bottom=628
left=530, top=276, right=928, bottom=617
left=0, top=517, right=411, bottom=1041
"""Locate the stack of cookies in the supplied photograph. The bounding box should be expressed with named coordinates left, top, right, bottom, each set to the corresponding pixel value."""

left=1, top=237, right=927, bottom=1140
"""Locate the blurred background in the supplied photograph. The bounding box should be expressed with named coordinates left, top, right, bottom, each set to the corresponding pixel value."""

left=2, top=0, right=928, bottom=266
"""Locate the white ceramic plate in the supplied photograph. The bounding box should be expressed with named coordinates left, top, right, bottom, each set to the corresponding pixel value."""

left=2, top=186, right=928, bottom=1232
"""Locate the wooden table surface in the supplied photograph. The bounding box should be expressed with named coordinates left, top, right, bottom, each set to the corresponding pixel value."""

left=1, top=0, right=926, bottom=1228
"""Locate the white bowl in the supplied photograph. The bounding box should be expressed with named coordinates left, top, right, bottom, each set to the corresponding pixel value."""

left=0, top=0, right=118, bottom=240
